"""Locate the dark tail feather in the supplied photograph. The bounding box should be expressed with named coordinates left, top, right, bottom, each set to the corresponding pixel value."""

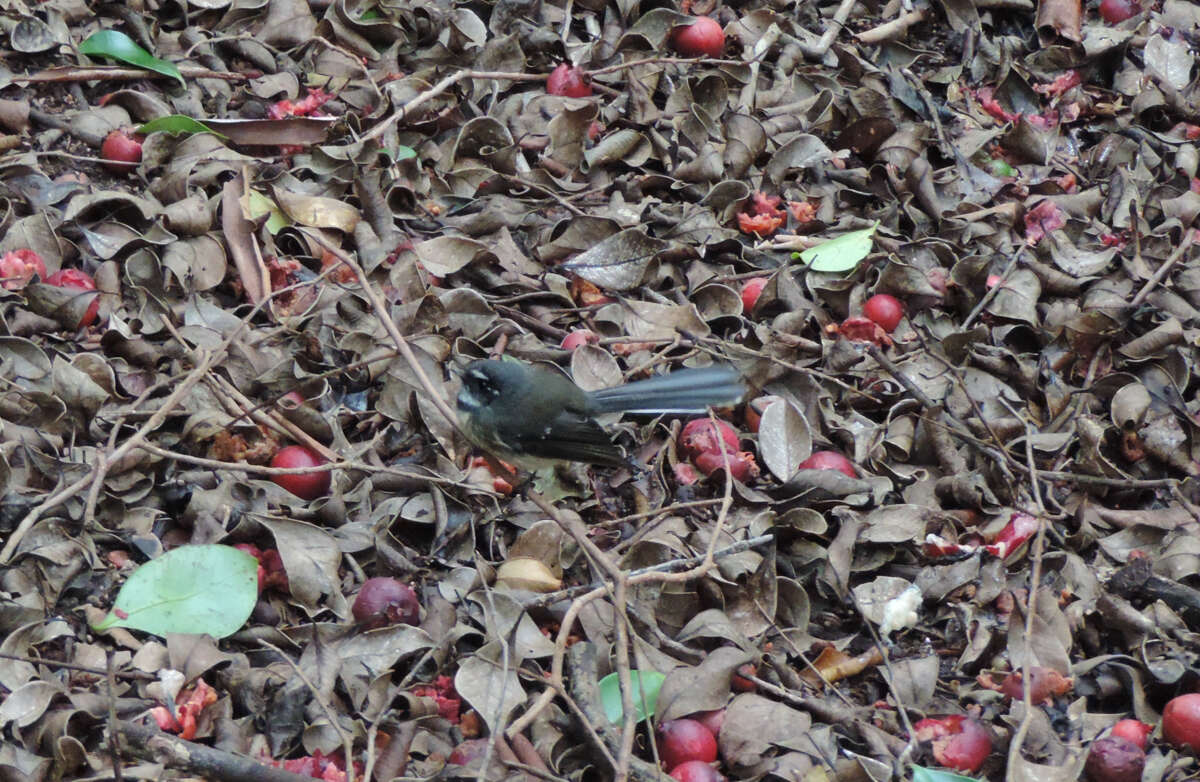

left=587, top=366, right=746, bottom=415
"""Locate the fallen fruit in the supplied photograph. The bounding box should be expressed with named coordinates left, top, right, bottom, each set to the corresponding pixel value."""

left=45, top=268, right=100, bottom=328
left=1109, top=719, right=1152, bottom=751
left=995, top=665, right=1071, bottom=704
left=670, top=17, right=725, bottom=58
left=1163, top=693, right=1200, bottom=753
left=561, top=329, right=600, bottom=350
left=270, top=445, right=331, bottom=500
left=101, top=129, right=144, bottom=173
left=679, top=419, right=739, bottom=460
left=669, top=760, right=726, bottom=782
left=862, top=293, right=903, bottom=333
left=656, top=719, right=718, bottom=770
left=1084, top=736, right=1146, bottom=782
left=0, top=248, right=46, bottom=290
left=1098, top=0, right=1140, bottom=22
left=836, top=315, right=892, bottom=346
left=353, top=577, right=420, bottom=628
left=693, top=449, right=760, bottom=481
left=797, top=450, right=856, bottom=478
left=731, top=663, right=757, bottom=692
left=740, top=277, right=767, bottom=312
left=690, top=709, right=725, bottom=738
left=546, top=63, right=593, bottom=97
left=914, top=715, right=992, bottom=774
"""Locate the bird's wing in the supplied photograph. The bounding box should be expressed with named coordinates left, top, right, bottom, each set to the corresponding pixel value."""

left=509, top=413, right=626, bottom=467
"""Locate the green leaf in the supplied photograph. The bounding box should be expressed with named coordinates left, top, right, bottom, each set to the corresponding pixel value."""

left=986, top=158, right=1017, bottom=177
left=599, top=670, right=665, bottom=724
left=393, top=145, right=417, bottom=161
left=79, top=30, right=185, bottom=89
left=911, top=766, right=981, bottom=782
left=91, top=544, right=258, bottom=638
left=138, top=115, right=226, bottom=139
left=245, top=190, right=291, bottom=235
left=796, top=222, right=879, bottom=273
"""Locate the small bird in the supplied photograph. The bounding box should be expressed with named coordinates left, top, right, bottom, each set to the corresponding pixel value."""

left=456, top=358, right=746, bottom=468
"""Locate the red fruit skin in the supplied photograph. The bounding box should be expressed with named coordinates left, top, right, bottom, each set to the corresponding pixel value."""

left=669, top=760, right=726, bottom=782
left=862, top=294, right=903, bottom=332
left=270, top=445, right=331, bottom=500
left=740, top=277, right=767, bottom=312
left=656, top=719, right=718, bottom=770
left=1163, top=693, right=1200, bottom=753
left=0, top=248, right=47, bottom=291
left=101, top=129, right=144, bottom=172
left=560, top=329, right=599, bottom=350
left=916, top=716, right=991, bottom=773
left=693, top=449, right=760, bottom=481
left=690, top=709, right=725, bottom=738
left=45, top=268, right=100, bottom=328
left=1109, top=719, right=1152, bottom=751
left=797, top=450, right=856, bottom=478
left=679, top=419, right=739, bottom=460
left=1085, top=736, right=1145, bottom=782
left=546, top=63, right=593, bottom=97
left=1099, top=0, right=1139, bottom=23
left=731, top=663, right=757, bottom=692
left=353, top=577, right=420, bottom=629
left=670, top=17, right=725, bottom=58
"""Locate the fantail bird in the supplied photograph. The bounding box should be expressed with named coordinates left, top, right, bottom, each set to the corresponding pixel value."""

left=456, top=358, right=746, bottom=469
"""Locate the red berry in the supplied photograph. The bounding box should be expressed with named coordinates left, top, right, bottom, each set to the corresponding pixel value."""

left=353, top=577, right=420, bottom=629
left=270, top=445, right=331, bottom=499
left=740, top=277, right=767, bottom=312
left=670, top=17, right=725, bottom=58
left=1109, top=719, right=1152, bottom=751
left=914, top=716, right=991, bottom=773
left=546, top=63, right=593, bottom=97
left=100, top=129, right=144, bottom=173
left=731, top=663, right=757, bottom=692
left=1163, top=693, right=1200, bottom=753
left=862, top=294, right=903, bottom=332
left=1098, top=0, right=1139, bottom=23
left=560, top=329, right=599, bottom=350
left=656, top=719, right=718, bottom=770
left=693, top=449, right=760, bottom=481
left=1084, top=736, right=1145, bottom=782
left=0, top=248, right=47, bottom=291
left=690, top=709, right=725, bottom=738
left=797, top=450, right=856, bottom=478
left=670, top=760, right=726, bottom=782
left=45, top=268, right=100, bottom=328
left=679, top=419, right=739, bottom=460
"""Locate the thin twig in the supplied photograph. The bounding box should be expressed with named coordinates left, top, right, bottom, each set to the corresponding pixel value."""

left=1127, top=228, right=1195, bottom=310
left=17, top=66, right=253, bottom=83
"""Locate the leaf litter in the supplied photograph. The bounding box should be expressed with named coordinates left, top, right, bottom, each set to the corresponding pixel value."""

left=0, top=0, right=1199, bottom=781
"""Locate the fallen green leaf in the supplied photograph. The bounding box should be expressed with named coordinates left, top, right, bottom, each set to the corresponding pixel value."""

left=246, top=189, right=291, bottom=234
left=599, top=670, right=665, bottom=724
left=138, top=115, right=225, bottom=139
left=796, top=221, right=879, bottom=273
left=91, top=544, right=258, bottom=638
left=79, top=30, right=185, bottom=89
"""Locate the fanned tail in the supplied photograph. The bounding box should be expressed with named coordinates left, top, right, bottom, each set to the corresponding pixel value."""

left=587, top=366, right=746, bottom=415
